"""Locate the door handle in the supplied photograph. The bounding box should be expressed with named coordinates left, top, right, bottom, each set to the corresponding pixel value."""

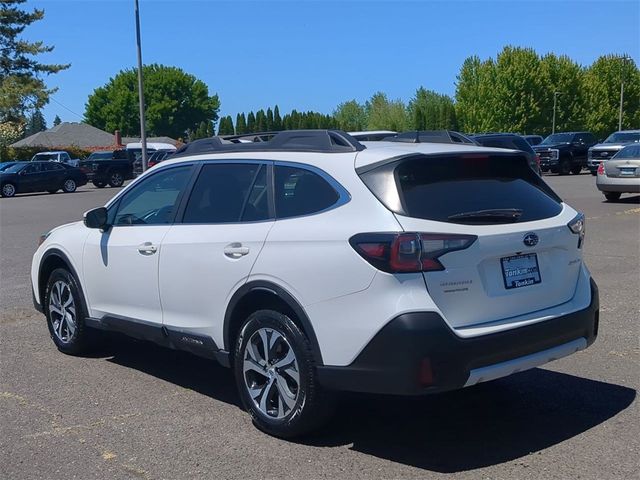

left=224, top=243, right=250, bottom=259
left=137, top=242, right=158, bottom=255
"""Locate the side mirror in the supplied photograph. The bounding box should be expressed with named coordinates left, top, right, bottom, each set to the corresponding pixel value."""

left=84, top=207, right=109, bottom=230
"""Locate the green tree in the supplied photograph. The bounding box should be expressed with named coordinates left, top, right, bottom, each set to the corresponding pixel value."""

left=235, top=113, right=247, bottom=134
left=266, top=107, right=274, bottom=131
left=84, top=64, right=220, bottom=139
left=333, top=100, right=367, bottom=131
left=409, top=87, right=457, bottom=130
left=52, top=114, right=61, bottom=126
left=247, top=111, right=256, bottom=132
left=0, top=0, right=70, bottom=122
left=255, top=109, right=266, bottom=131
left=583, top=55, right=640, bottom=139
left=539, top=54, right=586, bottom=135
left=217, top=116, right=234, bottom=135
left=455, top=55, right=497, bottom=133
left=365, top=92, right=409, bottom=131
left=273, top=105, right=282, bottom=130
left=191, top=120, right=213, bottom=140
left=24, top=108, right=46, bottom=136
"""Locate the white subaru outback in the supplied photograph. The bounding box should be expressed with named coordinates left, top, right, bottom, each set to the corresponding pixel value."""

left=32, top=130, right=599, bottom=437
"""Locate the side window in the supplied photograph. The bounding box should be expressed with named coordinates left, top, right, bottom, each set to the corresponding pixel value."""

left=25, top=163, right=41, bottom=173
left=274, top=166, right=340, bottom=219
left=113, top=166, right=191, bottom=226
left=512, top=137, right=534, bottom=154
left=183, top=163, right=269, bottom=223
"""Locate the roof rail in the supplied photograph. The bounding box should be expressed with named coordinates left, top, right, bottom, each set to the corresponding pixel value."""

left=173, top=129, right=365, bottom=157
left=387, top=130, right=478, bottom=145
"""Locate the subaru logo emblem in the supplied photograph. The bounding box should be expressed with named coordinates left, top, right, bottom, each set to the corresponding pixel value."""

left=523, top=233, right=539, bottom=247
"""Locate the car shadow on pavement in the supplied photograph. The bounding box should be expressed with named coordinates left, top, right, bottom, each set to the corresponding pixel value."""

left=603, top=194, right=639, bottom=204
left=304, top=369, right=636, bottom=473
left=94, top=335, right=635, bottom=473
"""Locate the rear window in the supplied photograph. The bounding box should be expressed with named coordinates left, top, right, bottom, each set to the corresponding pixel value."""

left=359, top=154, right=562, bottom=225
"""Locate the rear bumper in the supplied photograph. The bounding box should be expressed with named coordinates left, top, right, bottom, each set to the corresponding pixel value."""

left=596, top=176, right=640, bottom=192
left=317, top=278, right=599, bottom=395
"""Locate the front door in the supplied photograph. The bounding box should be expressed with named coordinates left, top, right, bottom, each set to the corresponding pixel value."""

left=82, top=164, right=194, bottom=323
left=159, top=162, right=273, bottom=345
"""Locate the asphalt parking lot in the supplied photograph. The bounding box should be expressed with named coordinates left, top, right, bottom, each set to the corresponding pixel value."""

left=1, top=173, right=639, bottom=480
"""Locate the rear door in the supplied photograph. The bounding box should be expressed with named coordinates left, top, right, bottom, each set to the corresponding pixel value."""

left=20, top=163, right=46, bottom=192
left=159, top=162, right=274, bottom=340
left=361, top=153, right=583, bottom=329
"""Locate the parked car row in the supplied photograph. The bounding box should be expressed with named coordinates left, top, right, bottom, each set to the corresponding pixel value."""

left=0, top=161, right=87, bottom=197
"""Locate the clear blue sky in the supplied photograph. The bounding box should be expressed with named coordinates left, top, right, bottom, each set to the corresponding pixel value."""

left=27, top=0, right=640, bottom=127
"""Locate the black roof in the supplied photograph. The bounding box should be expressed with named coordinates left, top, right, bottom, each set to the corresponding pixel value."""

left=173, top=130, right=365, bottom=158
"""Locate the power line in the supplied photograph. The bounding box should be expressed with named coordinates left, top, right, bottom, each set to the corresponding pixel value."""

left=49, top=96, right=84, bottom=120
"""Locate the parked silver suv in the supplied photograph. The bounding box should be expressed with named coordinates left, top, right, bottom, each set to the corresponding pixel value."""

left=588, top=130, right=640, bottom=175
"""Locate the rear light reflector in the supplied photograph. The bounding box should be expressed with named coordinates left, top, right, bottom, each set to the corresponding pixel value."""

left=567, top=212, right=585, bottom=248
left=418, top=358, right=434, bottom=387
left=350, top=232, right=477, bottom=273
left=597, top=162, right=605, bottom=175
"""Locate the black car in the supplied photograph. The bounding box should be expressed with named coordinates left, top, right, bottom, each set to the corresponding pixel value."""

left=0, top=161, right=87, bottom=198
left=523, top=135, right=544, bottom=146
left=80, top=150, right=135, bottom=188
left=147, top=149, right=174, bottom=168
left=533, top=132, right=597, bottom=175
left=471, top=133, right=541, bottom=174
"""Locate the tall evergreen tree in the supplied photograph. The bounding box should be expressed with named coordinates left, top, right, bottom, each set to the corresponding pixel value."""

left=53, top=114, right=61, bottom=126
left=273, top=105, right=282, bottom=130
left=236, top=113, right=247, bottom=134
left=255, top=109, right=266, bottom=131
left=0, top=0, right=70, bottom=122
left=266, top=108, right=274, bottom=131
left=247, top=112, right=256, bottom=132
left=24, top=109, right=47, bottom=136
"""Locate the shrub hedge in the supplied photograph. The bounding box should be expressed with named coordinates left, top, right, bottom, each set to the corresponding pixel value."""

left=0, top=146, right=94, bottom=162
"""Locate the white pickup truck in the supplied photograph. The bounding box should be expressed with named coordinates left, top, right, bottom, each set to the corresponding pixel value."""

left=31, top=151, right=80, bottom=167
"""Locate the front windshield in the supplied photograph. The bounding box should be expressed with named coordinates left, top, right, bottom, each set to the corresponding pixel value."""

left=541, top=133, right=573, bottom=144
left=33, top=153, right=58, bottom=161
left=2, top=163, right=26, bottom=174
left=613, top=145, right=640, bottom=159
left=604, top=132, right=640, bottom=144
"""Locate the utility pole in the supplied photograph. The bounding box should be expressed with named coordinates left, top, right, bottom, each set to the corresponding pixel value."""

left=552, top=91, right=562, bottom=135
left=619, top=56, right=632, bottom=132
left=135, top=0, right=148, bottom=172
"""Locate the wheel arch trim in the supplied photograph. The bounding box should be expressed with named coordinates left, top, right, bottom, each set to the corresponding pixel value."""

left=38, top=248, right=88, bottom=310
left=223, top=280, right=324, bottom=365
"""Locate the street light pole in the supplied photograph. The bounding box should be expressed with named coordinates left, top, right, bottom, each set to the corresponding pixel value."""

left=552, top=91, right=562, bottom=135
left=618, top=56, right=632, bottom=132
left=134, top=0, right=148, bottom=172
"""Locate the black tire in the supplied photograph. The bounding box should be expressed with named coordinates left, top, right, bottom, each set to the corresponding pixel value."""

left=93, top=180, right=106, bottom=188
left=591, top=171, right=597, bottom=176
left=234, top=309, right=335, bottom=438
left=559, top=159, right=571, bottom=175
left=604, top=192, right=621, bottom=202
left=44, top=268, right=93, bottom=355
left=62, top=178, right=77, bottom=193
left=570, top=165, right=582, bottom=175
left=108, top=171, right=124, bottom=187
left=1, top=183, right=16, bottom=198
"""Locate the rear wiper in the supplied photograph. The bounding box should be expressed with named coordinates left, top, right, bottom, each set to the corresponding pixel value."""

left=448, top=208, right=523, bottom=222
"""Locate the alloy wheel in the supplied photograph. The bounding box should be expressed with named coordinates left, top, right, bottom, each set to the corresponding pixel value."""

left=63, top=179, right=76, bottom=192
left=2, top=184, right=15, bottom=197
left=242, top=327, right=300, bottom=419
left=48, top=280, right=77, bottom=343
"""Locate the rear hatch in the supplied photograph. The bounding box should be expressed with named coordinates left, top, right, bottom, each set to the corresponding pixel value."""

left=604, top=158, right=640, bottom=178
left=357, top=152, right=584, bottom=329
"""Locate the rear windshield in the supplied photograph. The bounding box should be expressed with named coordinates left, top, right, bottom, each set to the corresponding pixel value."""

left=359, top=154, right=562, bottom=225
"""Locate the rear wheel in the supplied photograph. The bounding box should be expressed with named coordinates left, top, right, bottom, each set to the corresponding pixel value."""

left=62, top=179, right=77, bottom=193
left=234, top=309, right=334, bottom=438
left=92, top=180, right=106, bottom=188
left=570, top=165, right=582, bottom=175
left=604, top=192, right=621, bottom=202
left=44, top=268, right=93, bottom=355
left=1, top=183, right=16, bottom=197
left=559, top=159, right=571, bottom=175
left=108, top=171, right=124, bottom=187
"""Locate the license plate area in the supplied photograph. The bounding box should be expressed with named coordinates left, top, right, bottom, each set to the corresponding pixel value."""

left=619, top=167, right=636, bottom=176
left=501, top=253, right=541, bottom=289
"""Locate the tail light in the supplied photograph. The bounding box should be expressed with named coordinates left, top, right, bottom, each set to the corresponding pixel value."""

left=568, top=213, right=585, bottom=248
left=148, top=160, right=157, bottom=168
left=350, top=232, right=477, bottom=273
left=597, top=162, right=605, bottom=175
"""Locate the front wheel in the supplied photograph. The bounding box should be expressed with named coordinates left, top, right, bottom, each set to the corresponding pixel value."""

left=571, top=165, right=582, bottom=175
left=44, top=268, right=93, bottom=355
left=559, top=159, right=571, bottom=175
left=604, top=192, right=621, bottom=202
left=108, top=171, right=124, bottom=187
left=234, top=310, right=334, bottom=438
left=62, top=179, right=77, bottom=193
